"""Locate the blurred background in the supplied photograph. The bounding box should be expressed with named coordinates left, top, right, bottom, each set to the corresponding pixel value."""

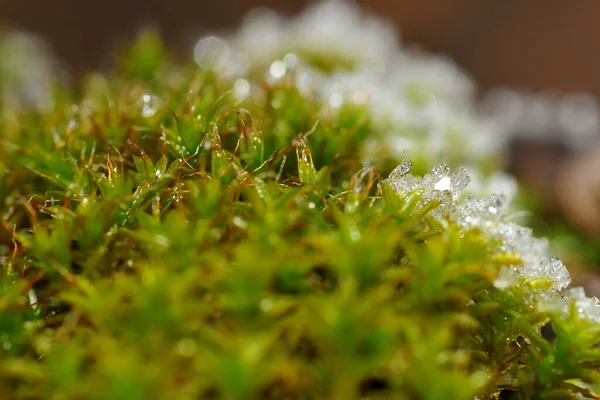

left=2, top=0, right=600, bottom=92
left=2, top=0, right=600, bottom=292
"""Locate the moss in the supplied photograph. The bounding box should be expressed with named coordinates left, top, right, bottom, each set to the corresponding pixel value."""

left=0, top=33, right=599, bottom=400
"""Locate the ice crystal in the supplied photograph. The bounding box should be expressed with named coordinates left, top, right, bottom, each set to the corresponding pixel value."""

left=568, top=287, right=600, bottom=323
left=392, top=158, right=413, bottom=176
left=450, top=167, right=470, bottom=194
left=536, top=257, right=571, bottom=291
left=386, top=163, right=572, bottom=293
left=269, top=60, right=287, bottom=80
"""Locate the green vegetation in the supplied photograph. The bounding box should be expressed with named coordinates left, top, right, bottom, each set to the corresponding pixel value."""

left=0, top=34, right=599, bottom=399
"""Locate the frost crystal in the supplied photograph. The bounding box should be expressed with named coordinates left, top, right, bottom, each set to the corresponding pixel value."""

left=386, top=163, right=572, bottom=293
left=536, top=257, right=571, bottom=291
left=397, top=158, right=413, bottom=176
left=450, top=167, right=470, bottom=194
left=431, top=164, right=450, bottom=182
left=568, top=287, right=600, bottom=323
left=387, top=158, right=412, bottom=181
left=192, top=0, right=510, bottom=166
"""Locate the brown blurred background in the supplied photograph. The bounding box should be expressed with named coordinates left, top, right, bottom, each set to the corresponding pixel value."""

left=2, top=0, right=600, bottom=95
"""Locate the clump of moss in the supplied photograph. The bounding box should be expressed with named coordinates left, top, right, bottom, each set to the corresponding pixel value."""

left=0, top=25, right=599, bottom=400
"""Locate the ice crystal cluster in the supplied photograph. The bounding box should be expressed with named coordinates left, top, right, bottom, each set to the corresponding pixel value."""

left=568, top=287, right=600, bottom=323
left=386, top=160, right=600, bottom=322
left=481, top=88, right=600, bottom=151
left=193, top=0, right=505, bottom=166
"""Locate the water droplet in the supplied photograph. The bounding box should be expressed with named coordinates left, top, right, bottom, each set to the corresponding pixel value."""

left=234, top=79, right=250, bottom=100
left=232, top=216, right=248, bottom=229
left=283, top=53, right=298, bottom=68
left=269, top=61, right=286, bottom=79
left=194, top=36, right=231, bottom=70
left=329, top=93, right=343, bottom=108
left=260, top=298, right=273, bottom=312
left=141, top=94, right=157, bottom=117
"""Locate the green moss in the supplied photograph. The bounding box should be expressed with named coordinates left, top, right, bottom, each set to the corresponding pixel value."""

left=0, top=34, right=599, bottom=400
